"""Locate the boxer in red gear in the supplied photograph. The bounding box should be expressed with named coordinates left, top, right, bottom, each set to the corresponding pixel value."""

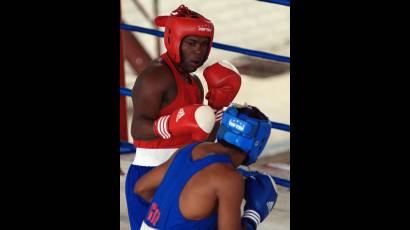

left=125, top=5, right=241, bottom=230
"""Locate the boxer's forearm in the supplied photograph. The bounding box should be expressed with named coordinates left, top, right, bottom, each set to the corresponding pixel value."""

left=207, top=122, right=220, bottom=142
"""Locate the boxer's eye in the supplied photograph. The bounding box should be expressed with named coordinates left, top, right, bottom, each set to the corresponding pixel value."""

left=186, top=40, right=195, bottom=46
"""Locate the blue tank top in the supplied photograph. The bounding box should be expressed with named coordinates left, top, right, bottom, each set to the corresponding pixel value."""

left=143, top=142, right=232, bottom=229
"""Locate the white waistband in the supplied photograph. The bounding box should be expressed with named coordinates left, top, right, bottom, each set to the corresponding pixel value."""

left=132, top=148, right=178, bottom=166
left=140, top=221, right=158, bottom=230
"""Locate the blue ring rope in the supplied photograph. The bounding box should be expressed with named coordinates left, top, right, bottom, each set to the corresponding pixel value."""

left=212, top=42, right=290, bottom=63
left=257, top=0, right=290, bottom=7
left=270, top=175, right=290, bottom=188
left=120, top=87, right=132, bottom=97
left=270, top=121, right=290, bottom=132
left=120, top=23, right=164, bottom=37
left=120, top=140, right=136, bottom=155
left=120, top=24, right=290, bottom=63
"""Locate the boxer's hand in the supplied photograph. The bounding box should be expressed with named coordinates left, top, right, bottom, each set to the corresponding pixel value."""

left=203, top=60, right=241, bottom=111
left=153, top=104, right=215, bottom=141
left=242, top=172, right=278, bottom=230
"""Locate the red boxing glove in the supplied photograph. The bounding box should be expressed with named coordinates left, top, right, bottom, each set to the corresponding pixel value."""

left=153, top=104, right=215, bottom=141
left=203, top=60, right=241, bottom=110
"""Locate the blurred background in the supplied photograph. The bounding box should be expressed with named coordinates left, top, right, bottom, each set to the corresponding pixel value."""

left=120, top=1, right=290, bottom=229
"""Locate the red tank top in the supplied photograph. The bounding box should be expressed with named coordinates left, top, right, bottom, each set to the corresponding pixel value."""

left=134, top=53, right=202, bottom=149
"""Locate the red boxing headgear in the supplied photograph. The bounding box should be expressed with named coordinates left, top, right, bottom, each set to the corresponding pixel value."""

left=155, top=5, right=214, bottom=64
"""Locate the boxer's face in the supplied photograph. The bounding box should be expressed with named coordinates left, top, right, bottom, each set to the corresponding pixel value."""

left=180, top=36, right=210, bottom=73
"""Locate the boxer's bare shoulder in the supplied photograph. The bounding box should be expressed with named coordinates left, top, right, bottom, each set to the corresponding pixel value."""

left=133, top=58, right=174, bottom=91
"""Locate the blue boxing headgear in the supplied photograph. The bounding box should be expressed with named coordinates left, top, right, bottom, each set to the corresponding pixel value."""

left=216, top=104, right=271, bottom=165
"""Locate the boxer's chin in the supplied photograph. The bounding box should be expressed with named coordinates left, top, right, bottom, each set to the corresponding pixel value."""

left=180, top=61, right=200, bottom=73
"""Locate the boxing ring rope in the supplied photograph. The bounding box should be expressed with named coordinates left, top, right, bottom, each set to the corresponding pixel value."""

left=120, top=24, right=290, bottom=63
left=257, top=0, right=290, bottom=7
left=120, top=87, right=132, bottom=97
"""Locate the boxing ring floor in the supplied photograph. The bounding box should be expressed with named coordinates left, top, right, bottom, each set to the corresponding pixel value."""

left=120, top=151, right=290, bottom=230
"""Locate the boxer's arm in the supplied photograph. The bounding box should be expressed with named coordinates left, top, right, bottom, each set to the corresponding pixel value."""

left=131, top=66, right=171, bottom=140
left=192, top=74, right=204, bottom=103
left=134, top=153, right=177, bottom=202
left=206, top=122, right=220, bottom=142
left=216, top=168, right=246, bottom=230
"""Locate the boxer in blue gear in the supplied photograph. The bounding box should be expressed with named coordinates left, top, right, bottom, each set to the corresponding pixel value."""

left=134, top=104, right=278, bottom=230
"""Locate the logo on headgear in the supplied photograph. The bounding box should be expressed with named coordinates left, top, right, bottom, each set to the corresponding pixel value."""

left=216, top=104, right=272, bottom=165
left=197, top=24, right=212, bottom=32
left=228, top=119, right=245, bottom=132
